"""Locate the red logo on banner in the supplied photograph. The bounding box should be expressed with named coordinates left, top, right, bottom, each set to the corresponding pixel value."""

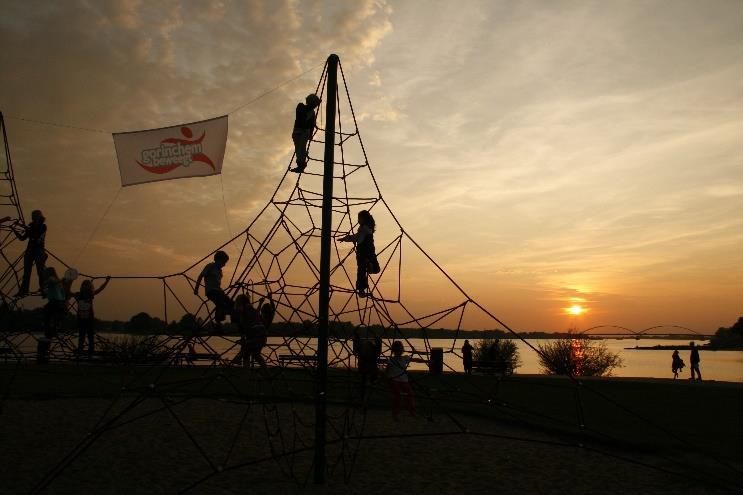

left=137, top=126, right=216, bottom=174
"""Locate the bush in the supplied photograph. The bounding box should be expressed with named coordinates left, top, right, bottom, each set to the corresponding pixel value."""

left=537, top=335, right=622, bottom=376
left=98, top=335, right=169, bottom=364
left=473, top=338, right=522, bottom=372
left=125, top=312, right=166, bottom=334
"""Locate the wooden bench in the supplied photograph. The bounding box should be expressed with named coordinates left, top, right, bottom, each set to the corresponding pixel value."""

left=473, top=360, right=513, bottom=375
left=174, top=352, right=221, bottom=365
left=278, top=354, right=317, bottom=363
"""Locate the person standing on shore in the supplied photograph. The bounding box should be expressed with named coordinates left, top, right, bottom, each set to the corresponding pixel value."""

left=671, top=349, right=684, bottom=379
left=462, top=339, right=473, bottom=375
left=689, top=342, right=702, bottom=381
left=488, top=339, right=501, bottom=374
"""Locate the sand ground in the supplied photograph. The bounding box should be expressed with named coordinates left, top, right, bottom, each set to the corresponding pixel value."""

left=2, top=392, right=739, bottom=495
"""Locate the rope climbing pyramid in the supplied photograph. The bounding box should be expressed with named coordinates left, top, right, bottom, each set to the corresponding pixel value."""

left=131, top=54, right=494, bottom=374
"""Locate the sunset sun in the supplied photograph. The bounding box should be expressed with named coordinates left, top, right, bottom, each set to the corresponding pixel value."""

left=566, top=304, right=586, bottom=315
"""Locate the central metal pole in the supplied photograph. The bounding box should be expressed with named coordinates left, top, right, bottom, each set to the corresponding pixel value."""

left=314, top=53, right=338, bottom=484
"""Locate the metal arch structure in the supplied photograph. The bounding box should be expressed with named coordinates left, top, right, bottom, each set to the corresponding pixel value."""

left=578, top=325, right=638, bottom=336
left=578, top=324, right=713, bottom=338
left=637, top=324, right=707, bottom=337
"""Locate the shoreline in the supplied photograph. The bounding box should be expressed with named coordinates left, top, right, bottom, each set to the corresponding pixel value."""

left=626, top=344, right=743, bottom=351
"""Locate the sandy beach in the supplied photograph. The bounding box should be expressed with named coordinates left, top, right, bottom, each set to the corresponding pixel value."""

left=2, top=365, right=741, bottom=494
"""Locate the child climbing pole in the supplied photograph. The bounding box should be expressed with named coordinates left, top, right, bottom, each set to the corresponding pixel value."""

left=12, top=209, right=47, bottom=298
left=290, top=93, right=321, bottom=173
left=194, top=250, right=232, bottom=332
left=339, top=210, right=380, bottom=297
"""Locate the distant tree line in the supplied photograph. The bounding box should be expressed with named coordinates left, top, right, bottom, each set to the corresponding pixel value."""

left=710, top=317, right=743, bottom=348
left=0, top=307, right=583, bottom=338
left=3, top=305, right=731, bottom=343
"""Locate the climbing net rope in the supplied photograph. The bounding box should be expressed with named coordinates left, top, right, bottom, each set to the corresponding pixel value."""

left=0, top=61, right=741, bottom=493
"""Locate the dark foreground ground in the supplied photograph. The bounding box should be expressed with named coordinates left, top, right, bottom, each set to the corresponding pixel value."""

left=1, top=363, right=741, bottom=494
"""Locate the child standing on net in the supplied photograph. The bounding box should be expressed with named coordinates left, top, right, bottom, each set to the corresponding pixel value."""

left=290, top=93, right=321, bottom=173
left=194, top=251, right=232, bottom=331
left=72, top=276, right=111, bottom=357
left=13, top=209, right=47, bottom=298
left=386, top=340, right=416, bottom=420
left=339, top=210, right=380, bottom=298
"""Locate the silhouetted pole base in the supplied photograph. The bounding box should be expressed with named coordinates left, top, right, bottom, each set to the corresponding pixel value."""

left=429, top=347, right=443, bottom=374
left=36, top=338, right=50, bottom=364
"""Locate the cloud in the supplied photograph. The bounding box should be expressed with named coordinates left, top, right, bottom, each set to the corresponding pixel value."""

left=705, top=185, right=743, bottom=198
left=369, top=70, right=382, bottom=87
left=0, top=0, right=394, bottom=276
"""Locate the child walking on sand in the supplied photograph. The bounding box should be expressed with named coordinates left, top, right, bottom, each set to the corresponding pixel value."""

left=194, top=251, right=232, bottom=331
left=386, top=340, right=416, bottom=420
left=671, top=349, right=685, bottom=379
left=339, top=210, right=380, bottom=298
left=72, top=276, right=111, bottom=357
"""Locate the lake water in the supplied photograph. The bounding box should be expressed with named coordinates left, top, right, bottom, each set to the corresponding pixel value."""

left=13, top=333, right=743, bottom=382
left=174, top=336, right=743, bottom=383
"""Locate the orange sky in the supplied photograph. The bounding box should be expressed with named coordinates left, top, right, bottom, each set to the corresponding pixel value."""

left=2, top=1, right=743, bottom=333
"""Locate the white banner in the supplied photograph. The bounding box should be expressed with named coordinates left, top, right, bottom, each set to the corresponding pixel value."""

left=113, top=116, right=228, bottom=186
